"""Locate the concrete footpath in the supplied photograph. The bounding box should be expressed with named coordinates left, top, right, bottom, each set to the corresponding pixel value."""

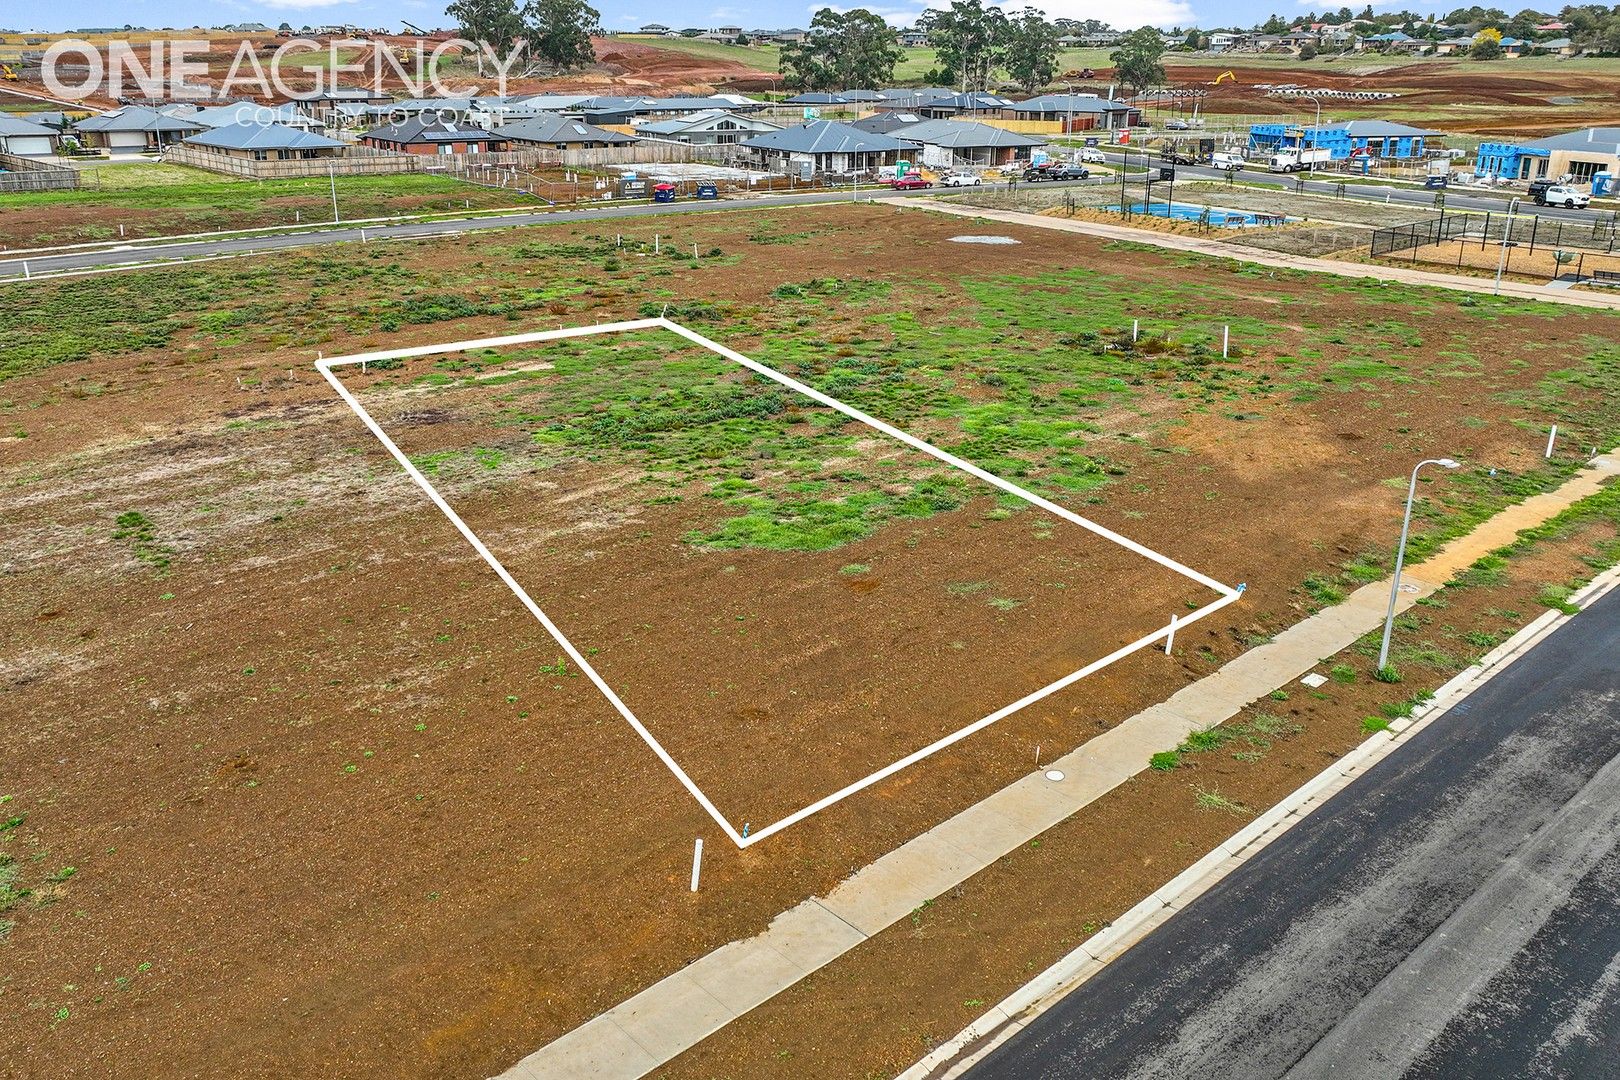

left=499, top=454, right=1618, bottom=1080
left=910, top=199, right=1620, bottom=313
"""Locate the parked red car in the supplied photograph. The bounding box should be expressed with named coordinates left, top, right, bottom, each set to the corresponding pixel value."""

left=892, top=174, right=932, bottom=190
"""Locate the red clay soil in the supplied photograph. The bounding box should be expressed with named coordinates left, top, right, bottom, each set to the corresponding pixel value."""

left=2, top=203, right=1618, bottom=1079
left=661, top=523, right=1620, bottom=1080
left=1164, top=60, right=1620, bottom=134
left=1, top=33, right=772, bottom=105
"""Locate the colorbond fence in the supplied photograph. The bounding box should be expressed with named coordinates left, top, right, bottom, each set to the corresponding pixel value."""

left=0, top=151, right=79, bottom=192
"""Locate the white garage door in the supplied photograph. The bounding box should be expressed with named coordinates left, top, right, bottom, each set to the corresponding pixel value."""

left=3, top=135, right=54, bottom=157
left=108, top=131, right=148, bottom=153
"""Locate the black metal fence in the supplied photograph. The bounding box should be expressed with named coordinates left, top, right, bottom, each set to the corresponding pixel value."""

left=1371, top=210, right=1620, bottom=258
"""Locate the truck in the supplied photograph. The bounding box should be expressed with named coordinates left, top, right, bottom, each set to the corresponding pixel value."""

left=1268, top=148, right=1332, bottom=173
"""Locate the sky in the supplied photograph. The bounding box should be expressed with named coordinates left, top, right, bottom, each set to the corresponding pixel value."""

left=8, top=0, right=1437, bottom=36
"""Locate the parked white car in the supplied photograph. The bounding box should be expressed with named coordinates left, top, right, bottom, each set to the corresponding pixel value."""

left=1543, top=184, right=1591, bottom=209
left=1077, top=148, right=1106, bottom=164
left=941, top=173, right=983, bottom=187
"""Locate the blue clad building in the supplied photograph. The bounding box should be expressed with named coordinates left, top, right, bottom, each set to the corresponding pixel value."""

left=1248, top=119, right=1440, bottom=161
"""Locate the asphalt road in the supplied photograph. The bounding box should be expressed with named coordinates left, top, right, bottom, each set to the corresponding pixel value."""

left=3, top=163, right=1606, bottom=283
left=1097, top=150, right=1606, bottom=225
left=0, top=186, right=920, bottom=281
left=971, top=582, right=1620, bottom=1080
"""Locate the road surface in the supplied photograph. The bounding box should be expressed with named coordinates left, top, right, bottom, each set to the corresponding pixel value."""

left=1096, top=149, right=1604, bottom=225
left=0, top=186, right=922, bottom=280
left=3, top=165, right=1606, bottom=282
left=971, top=583, right=1620, bottom=1080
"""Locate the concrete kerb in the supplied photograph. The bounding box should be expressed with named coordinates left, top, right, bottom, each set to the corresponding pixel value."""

left=903, top=556, right=1620, bottom=1080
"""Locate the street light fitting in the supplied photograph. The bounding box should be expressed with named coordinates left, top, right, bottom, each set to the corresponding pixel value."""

left=1435, top=458, right=1460, bottom=469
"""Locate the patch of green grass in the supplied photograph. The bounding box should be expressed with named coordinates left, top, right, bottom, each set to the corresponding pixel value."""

left=111, top=510, right=172, bottom=573
left=1149, top=750, right=1181, bottom=772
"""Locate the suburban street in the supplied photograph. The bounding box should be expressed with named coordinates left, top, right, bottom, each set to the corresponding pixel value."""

left=1096, top=148, right=1610, bottom=223
left=970, top=582, right=1620, bottom=1080
left=0, top=185, right=930, bottom=280
left=2, top=163, right=1607, bottom=282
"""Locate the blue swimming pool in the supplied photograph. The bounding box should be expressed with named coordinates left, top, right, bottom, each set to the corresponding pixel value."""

left=1104, top=202, right=1290, bottom=227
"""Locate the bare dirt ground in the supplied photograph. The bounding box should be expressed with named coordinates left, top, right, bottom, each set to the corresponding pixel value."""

left=662, top=515, right=1620, bottom=1079
left=1165, top=59, right=1620, bottom=135
left=3, top=202, right=1617, bottom=1078
left=0, top=33, right=771, bottom=109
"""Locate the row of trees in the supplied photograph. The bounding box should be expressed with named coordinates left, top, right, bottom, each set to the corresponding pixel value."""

left=782, top=2, right=1067, bottom=94
left=781, top=3, right=1171, bottom=96
left=443, top=0, right=599, bottom=72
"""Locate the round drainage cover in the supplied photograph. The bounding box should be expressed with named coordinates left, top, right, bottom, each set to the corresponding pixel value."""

left=1045, top=769, right=1065, bottom=782
left=949, top=235, right=1020, bottom=244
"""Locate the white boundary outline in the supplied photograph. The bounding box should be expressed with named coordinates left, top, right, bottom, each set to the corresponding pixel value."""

left=316, top=317, right=1242, bottom=848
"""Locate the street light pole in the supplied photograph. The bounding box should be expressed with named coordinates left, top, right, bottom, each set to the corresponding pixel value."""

left=1378, top=457, right=1461, bottom=673
left=1494, top=195, right=1522, bottom=295
left=1305, top=95, right=1322, bottom=178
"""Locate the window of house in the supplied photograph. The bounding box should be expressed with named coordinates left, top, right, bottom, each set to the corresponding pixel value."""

left=252, top=149, right=268, bottom=160
left=1568, top=159, right=1605, bottom=182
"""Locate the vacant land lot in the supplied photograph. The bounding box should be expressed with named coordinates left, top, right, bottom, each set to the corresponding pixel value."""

left=3, top=201, right=1619, bottom=1078
left=0, top=164, right=531, bottom=248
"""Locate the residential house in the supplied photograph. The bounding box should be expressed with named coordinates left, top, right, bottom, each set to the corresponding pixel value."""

left=1476, top=126, right=1620, bottom=183
left=887, top=118, right=1044, bottom=167
left=772, top=28, right=808, bottom=43
left=180, top=122, right=345, bottom=161
left=784, top=92, right=847, bottom=106
left=634, top=111, right=782, bottom=145
left=1498, top=36, right=1529, bottom=57
left=296, top=87, right=392, bottom=125
left=852, top=111, right=924, bottom=134
left=1207, top=32, right=1240, bottom=51
left=359, top=117, right=506, bottom=154
left=739, top=120, right=919, bottom=174
left=1432, top=35, right=1472, bottom=55
left=1004, top=93, right=1138, bottom=131
left=876, top=89, right=1011, bottom=119
left=1533, top=37, right=1577, bottom=57
left=1363, top=31, right=1423, bottom=51
left=574, top=95, right=758, bottom=125
left=0, top=114, right=60, bottom=156
left=898, top=29, right=929, bottom=47
left=699, top=25, right=743, bottom=42
left=498, top=114, right=636, bottom=150
left=1248, top=119, right=1440, bottom=161
left=638, top=23, right=670, bottom=33
left=185, top=102, right=323, bottom=130
left=72, top=105, right=203, bottom=153
left=839, top=89, right=883, bottom=103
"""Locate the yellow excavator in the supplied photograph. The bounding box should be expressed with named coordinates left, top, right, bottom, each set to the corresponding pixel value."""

left=0, top=63, right=20, bottom=81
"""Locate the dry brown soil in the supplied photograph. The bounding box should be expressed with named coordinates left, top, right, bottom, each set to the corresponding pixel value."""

left=2, top=202, right=1616, bottom=1078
